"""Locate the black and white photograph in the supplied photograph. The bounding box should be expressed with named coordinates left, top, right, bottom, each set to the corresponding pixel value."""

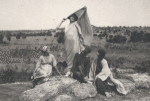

left=0, top=0, right=150, bottom=101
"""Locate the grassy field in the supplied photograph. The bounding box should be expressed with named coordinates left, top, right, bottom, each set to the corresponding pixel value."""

left=0, top=36, right=150, bottom=100
left=0, top=36, right=150, bottom=83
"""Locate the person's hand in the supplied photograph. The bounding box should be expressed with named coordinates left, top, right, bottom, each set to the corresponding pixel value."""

left=31, top=76, right=34, bottom=80
left=62, top=18, right=66, bottom=22
left=83, top=6, right=87, bottom=9
left=84, top=76, right=89, bottom=82
left=65, top=71, right=71, bottom=77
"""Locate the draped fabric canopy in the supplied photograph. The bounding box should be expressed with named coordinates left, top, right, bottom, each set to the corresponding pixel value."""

left=67, top=6, right=93, bottom=46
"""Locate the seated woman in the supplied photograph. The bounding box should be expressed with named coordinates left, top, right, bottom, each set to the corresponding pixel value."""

left=31, top=46, right=61, bottom=87
left=89, top=49, right=127, bottom=98
left=66, top=46, right=91, bottom=83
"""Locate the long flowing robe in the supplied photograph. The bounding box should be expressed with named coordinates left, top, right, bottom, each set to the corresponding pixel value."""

left=89, top=58, right=127, bottom=95
left=65, top=6, right=93, bottom=69
left=64, top=22, right=85, bottom=69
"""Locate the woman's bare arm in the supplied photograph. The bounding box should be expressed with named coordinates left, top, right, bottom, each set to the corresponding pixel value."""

left=56, top=18, right=66, bottom=30
left=32, top=56, right=42, bottom=78
left=35, top=56, right=42, bottom=70
left=52, top=55, right=62, bottom=76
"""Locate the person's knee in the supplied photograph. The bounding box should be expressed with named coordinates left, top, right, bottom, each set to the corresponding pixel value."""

left=73, top=71, right=80, bottom=78
left=95, top=78, right=103, bottom=88
left=73, top=71, right=84, bottom=82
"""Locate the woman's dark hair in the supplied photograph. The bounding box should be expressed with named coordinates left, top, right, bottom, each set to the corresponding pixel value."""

left=68, top=13, right=78, bottom=21
left=98, top=49, right=106, bottom=59
left=84, top=46, right=91, bottom=54
left=96, top=49, right=106, bottom=73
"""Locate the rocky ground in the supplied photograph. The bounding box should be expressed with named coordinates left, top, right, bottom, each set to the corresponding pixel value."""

left=0, top=71, right=150, bottom=101
left=18, top=73, right=150, bottom=101
left=0, top=54, right=150, bottom=101
left=2, top=68, right=150, bottom=101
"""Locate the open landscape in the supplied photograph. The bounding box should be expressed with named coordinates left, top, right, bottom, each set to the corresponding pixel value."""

left=0, top=26, right=150, bottom=100
left=1, top=0, right=150, bottom=100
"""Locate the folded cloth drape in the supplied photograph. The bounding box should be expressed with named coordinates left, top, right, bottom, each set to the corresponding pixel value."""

left=67, top=6, right=93, bottom=46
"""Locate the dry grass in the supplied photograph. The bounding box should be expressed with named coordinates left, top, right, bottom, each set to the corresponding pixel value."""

left=0, top=82, right=32, bottom=101
left=0, top=36, right=150, bottom=100
left=0, top=37, right=150, bottom=84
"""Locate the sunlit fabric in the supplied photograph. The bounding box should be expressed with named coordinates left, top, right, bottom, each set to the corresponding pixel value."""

left=67, top=6, right=93, bottom=46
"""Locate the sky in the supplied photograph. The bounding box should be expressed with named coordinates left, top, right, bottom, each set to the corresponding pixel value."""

left=0, top=0, right=150, bottom=30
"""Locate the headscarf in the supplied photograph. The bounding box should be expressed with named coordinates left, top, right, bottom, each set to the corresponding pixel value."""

left=42, top=46, right=48, bottom=52
left=67, top=6, right=93, bottom=46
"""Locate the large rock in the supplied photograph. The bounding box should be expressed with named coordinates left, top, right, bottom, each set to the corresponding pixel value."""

left=117, top=73, right=150, bottom=88
left=118, top=79, right=135, bottom=94
left=19, top=76, right=77, bottom=101
left=19, top=76, right=97, bottom=101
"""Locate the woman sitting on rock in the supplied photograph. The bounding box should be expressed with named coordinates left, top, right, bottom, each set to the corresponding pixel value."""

left=89, top=49, right=127, bottom=98
left=31, top=46, right=61, bottom=87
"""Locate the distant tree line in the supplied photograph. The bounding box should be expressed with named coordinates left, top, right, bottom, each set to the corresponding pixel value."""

left=1, top=26, right=150, bottom=44
left=0, top=30, right=53, bottom=44
left=93, top=26, right=150, bottom=43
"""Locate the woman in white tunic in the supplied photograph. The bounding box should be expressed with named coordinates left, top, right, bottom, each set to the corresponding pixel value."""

left=32, top=46, right=61, bottom=87
left=56, top=7, right=93, bottom=76
left=57, top=14, right=85, bottom=76
left=89, top=49, right=127, bottom=98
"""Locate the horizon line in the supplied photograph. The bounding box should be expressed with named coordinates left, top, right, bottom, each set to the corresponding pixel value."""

left=0, top=25, right=150, bottom=31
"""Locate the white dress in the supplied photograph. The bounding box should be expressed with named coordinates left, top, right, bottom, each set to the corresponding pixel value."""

left=33, top=54, right=57, bottom=79
left=64, top=21, right=85, bottom=69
